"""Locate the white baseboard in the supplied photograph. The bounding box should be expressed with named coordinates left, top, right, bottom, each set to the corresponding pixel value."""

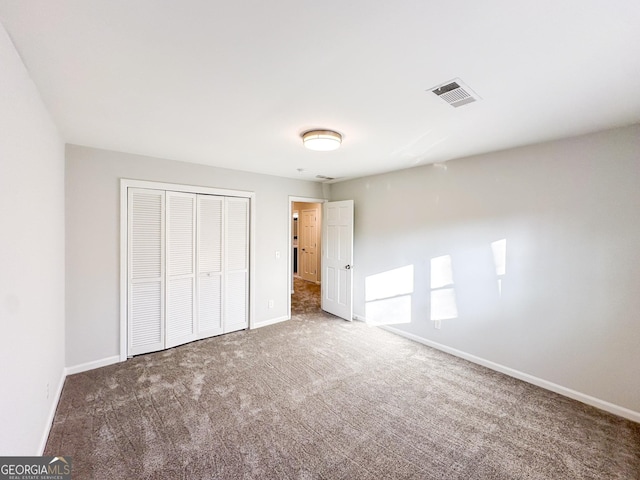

left=65, top=355, right=121, bottom=376
left=38, top=369, right=66, bottom=455
left=381, top=325, right=640, bottom=424
left=252, top=315, right=289, bottom=329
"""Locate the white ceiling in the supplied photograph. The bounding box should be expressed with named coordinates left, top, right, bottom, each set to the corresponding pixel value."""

left=1, top=1, right=640, bottom=182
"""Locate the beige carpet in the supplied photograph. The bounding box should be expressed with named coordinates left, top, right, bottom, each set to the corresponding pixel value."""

left=46, top=282, right=640, bottom=478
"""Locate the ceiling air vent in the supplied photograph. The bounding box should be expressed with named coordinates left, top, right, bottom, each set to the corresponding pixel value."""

left=429, top=78, right=481, bottom=108
left=316, top=175, right=335, bottom=181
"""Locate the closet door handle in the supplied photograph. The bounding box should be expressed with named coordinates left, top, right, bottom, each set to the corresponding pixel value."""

left=345, top=265, right=351, bottom=270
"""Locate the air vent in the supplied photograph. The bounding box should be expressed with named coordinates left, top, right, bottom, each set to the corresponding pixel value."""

left=429, top=78, right=481, bottom=108
left=316, top=175, right=335, bottom=181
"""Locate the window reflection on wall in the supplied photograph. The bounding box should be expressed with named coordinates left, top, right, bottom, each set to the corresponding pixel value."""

left=430, top=255, right=458, bottom=322
left=365, top=265, right=414, bottom=325
left=491, top=239, right=507, bottom=297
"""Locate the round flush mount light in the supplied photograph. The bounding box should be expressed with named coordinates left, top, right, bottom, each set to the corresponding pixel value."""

left=302, top=129, right=342, bottom=151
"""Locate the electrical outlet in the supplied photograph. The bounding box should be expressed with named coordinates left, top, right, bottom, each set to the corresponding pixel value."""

left=434, top=320, right=441, bottom=330
left=268, top=300, right=274, bottom=308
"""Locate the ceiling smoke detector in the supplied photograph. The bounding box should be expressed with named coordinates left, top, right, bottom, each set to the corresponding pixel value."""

left=429, top=78, right=481, bottom=107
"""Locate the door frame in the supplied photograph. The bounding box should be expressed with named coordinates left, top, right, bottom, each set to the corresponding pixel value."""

left=287, top=196, right=327, bottom=318
left=120, top=179, right=256, bottom=362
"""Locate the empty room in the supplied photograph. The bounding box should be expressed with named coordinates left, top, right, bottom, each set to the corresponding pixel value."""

left=1, top=1, right=639, bottom=478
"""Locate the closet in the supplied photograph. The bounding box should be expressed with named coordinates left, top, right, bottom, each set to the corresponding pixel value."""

left=126, top=187, right=249, bottom=356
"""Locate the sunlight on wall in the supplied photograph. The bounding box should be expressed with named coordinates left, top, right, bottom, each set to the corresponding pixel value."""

left=491, top=239, right=507, bottom=297
left=430, top=254, right=453, bottom=288
left=363, top=242, right=507, bottom=327
left=430, top=255, right=458, bottom=321
left=365, top=265, right=414, bottom=325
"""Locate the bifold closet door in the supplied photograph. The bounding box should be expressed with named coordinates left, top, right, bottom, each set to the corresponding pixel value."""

left=128, top=188, right=165, bottom=356
left=165, top=192, right=197, bottom=349
left=224, top=197, right=249, bottom=333
left=127, top=188, right=250, bottom=356
left=197, top=195, right=224, bottom=338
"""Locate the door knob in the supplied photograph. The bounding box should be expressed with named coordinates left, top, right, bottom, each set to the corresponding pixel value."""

left=345, top=265, right=351, bottom=270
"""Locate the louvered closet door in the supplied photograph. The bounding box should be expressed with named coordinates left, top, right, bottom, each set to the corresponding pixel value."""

left=224, top=197, right=249, bottom=333
left=165, top=192, right=197, bottom=349
left=128, top=188, right=165, bottom=356
left=197, top=195, right=224, bottom=338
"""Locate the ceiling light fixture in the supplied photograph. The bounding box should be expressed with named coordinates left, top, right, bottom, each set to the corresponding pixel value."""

left=302, top=129, right=342, bottom=151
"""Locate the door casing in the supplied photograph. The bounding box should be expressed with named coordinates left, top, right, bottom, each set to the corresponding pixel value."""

left=288, top=196, right=326, bottom=317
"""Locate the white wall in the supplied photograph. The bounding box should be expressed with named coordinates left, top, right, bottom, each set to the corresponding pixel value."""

left=330, top=124, right=640, bottom=416
left=0, top=24, right=65, bottom=454
left=65, top=145, right=324, bottom=368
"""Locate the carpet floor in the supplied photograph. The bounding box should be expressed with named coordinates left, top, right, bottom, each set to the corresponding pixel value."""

left=46, top=280, right=640, bottom=479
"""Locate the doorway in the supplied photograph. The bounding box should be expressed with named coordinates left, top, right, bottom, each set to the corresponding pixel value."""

left=289, top=197, right=324, bottom=317
left=287, top=197, right=355, bottom=321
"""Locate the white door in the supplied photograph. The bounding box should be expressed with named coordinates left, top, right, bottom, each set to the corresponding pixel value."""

left=300, top=208, right=318, bottom=283
left=224, top=197, right=249, bottom=333
left=128, top=188, right=166, bottom=356
left=197, top=195, right=224, bottom=338
left=322, top=200, right=354, bottom=321
left=165, top=192, right=197, bottom=349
